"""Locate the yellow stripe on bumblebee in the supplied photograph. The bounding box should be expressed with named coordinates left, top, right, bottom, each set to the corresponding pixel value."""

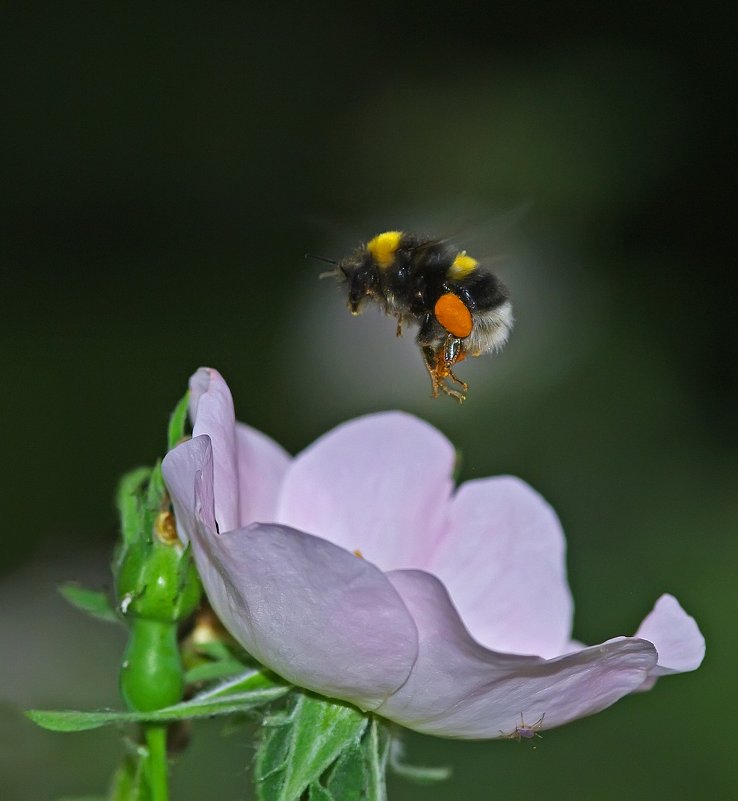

left=367, top=231, right=403, bottom=269
left=448, top=250, right=478, bottom=278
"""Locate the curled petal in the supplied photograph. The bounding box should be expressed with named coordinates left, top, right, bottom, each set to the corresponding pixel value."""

left=193, top=522, right=420, bottom=709
left=163, top=431, right=419, bottom=708
left=429, top=477, right=573, bottom=658
left=162, top=435, right=212, bottom=545
left=188, top=368, right=240, bottom=532
left=276, top=412, right=455, bottom=571
left=378, top=570, right=658, bottom=739
left=635, top=594, right=705, bottom=677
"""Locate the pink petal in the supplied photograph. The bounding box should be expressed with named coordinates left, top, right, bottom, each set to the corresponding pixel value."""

left=188, top=368, right=240, bottom=532
left=165, top=436, right=419, bottom=708
left=235, top=422, right=291, bottom=526
left=635, top=594, right=705, bottom=677
left=162, top=434, right=213, bottom=545
left=275, top=412, right=455, bottom=570
left=377, top=569, right=658, bottom=739
left=428, top=477, right=573, bottom=658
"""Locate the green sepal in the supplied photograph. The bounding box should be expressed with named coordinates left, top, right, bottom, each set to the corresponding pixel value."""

left=365, top=719, right=390, bottom=801
left=321, top=742, right=366, bottom=801
left=116, top=468, right=151, bottom=547
left=116, top=542, right=200, bottom=624
left=304, top=717, right=389, bottom=801
left=255, top=692, right=368, bottom=801
left=307, top=784, right=334, bottom=801
left=28, top=670, right=288, bottom=732
left=107, top=744, right=152, bottom=801
left=167, top=391, right=190, bottom=451
left=189, top=640, right=234, bottom=661
left=145, top=461, right=166, bottom=516
left=184, top=659, right=247, bottom=684
left=183, top=638, right=254, bottom=684
left=59, top=584, right=120, bottom=624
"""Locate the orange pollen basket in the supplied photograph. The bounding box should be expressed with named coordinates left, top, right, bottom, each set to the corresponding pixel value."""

left=434, top=292, right=473, bottom=338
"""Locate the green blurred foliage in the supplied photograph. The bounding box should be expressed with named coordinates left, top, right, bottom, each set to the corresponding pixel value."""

left=1, top=3, right=735, bottom=800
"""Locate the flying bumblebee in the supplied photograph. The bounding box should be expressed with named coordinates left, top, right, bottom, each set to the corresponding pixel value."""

left=323, top=231, right=513, bottom=402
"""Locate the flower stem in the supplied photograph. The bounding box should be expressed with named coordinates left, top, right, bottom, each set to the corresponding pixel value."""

left=145, top=723, right=169, bottom=801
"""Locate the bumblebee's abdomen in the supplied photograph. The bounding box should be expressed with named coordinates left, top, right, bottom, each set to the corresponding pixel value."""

left=448, top=270, right=509, bottom=313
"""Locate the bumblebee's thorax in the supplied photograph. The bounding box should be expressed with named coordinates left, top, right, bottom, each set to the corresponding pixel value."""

left=340, top=231, right=456, bottom=318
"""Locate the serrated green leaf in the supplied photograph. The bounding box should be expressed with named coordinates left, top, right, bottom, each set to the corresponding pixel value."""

left=167, top=392, right=190, bottom=451
left=28, top=670, right=287, bottom=732
left=255, top=693, right=368, bottom=801
left=59, top=584, right=120, bottom=623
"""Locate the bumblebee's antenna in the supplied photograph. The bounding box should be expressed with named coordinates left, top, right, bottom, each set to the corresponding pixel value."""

left=305, top=252, right=342, bottom=280
left=304, top=253, right=337, bottom=265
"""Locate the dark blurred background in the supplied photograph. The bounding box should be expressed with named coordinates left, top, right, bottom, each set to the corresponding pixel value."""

left=1, top=3, right=735, bottom=800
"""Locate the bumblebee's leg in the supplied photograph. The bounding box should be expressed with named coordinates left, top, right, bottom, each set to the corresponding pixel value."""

left=418, top=318, right=466, bottom=402
left=421, top=345, right=442, bottom=398
left=448, top=368, right=468, bottom=391
left=396, top=314, right=403, bottom=337
left=442, top=335, right=469, bottom=392
left=441, top=383, right=466, bottom=403
left=432, top=345, right=466, bottom=403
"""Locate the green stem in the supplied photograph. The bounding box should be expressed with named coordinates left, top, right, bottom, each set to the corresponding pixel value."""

left=145, top=723, right=169, bottom=801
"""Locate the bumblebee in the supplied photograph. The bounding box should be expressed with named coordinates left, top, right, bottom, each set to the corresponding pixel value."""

left=326, top=231, right=513, bottom=402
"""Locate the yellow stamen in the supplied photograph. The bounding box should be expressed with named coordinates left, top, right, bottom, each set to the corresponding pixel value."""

left=155, top=510, right=179, bottom=544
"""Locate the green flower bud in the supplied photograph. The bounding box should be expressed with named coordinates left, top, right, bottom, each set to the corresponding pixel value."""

left=116, top=533, right=201, bottom=623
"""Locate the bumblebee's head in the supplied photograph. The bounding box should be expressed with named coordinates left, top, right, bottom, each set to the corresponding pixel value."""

left=339, top=257, right=380, bottom=315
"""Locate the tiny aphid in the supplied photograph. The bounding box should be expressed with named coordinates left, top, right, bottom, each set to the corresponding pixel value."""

left=500, top=713, right=545, bottom=741
left=323, top=231, right=513, bottom=403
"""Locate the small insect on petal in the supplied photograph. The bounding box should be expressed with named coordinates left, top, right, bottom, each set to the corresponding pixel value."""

left=500, top=713, right=545, bottom=742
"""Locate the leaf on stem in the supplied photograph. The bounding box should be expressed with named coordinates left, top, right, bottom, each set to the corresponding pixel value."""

left=27, top=670, right=288, bottom=732
left=59, top=584, right=120, bottom=624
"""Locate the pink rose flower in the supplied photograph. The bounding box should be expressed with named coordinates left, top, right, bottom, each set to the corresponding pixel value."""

left=162, top=368, right=704, bottom=739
